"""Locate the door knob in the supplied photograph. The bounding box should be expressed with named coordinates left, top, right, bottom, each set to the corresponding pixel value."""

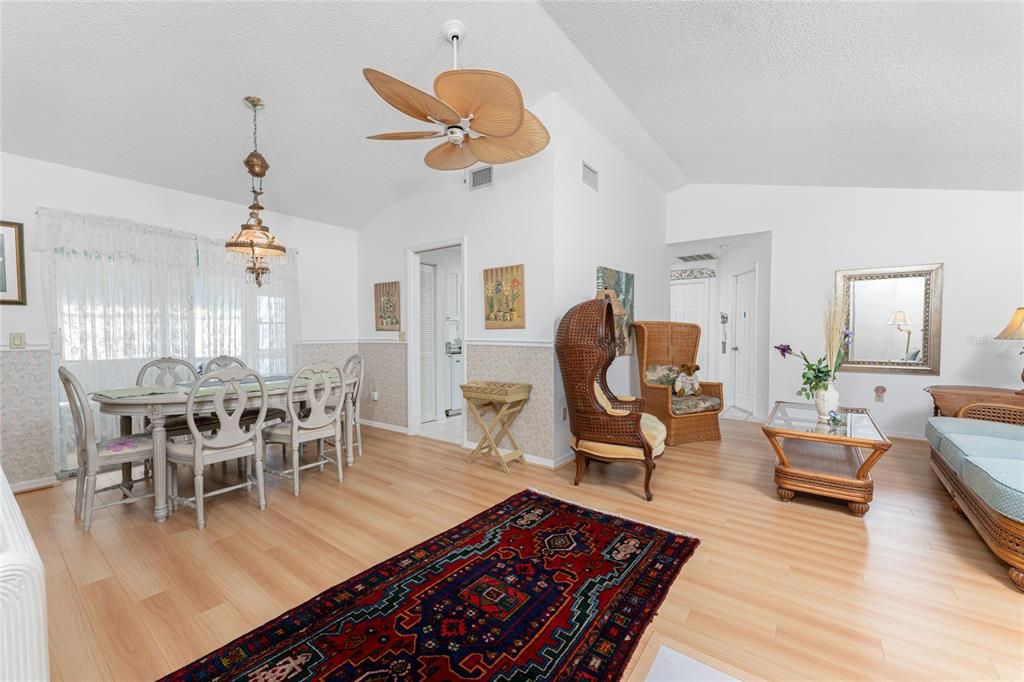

left=731, top=346, right=739, bottom=351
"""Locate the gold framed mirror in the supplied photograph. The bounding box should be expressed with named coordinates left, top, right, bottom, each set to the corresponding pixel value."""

left=835, top=264, right=943, bottom=375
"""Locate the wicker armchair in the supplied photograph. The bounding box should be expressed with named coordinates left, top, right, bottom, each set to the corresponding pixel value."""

left=555, top=299, right=667, bottom=501
left=632, top=321, right=724, bottom=445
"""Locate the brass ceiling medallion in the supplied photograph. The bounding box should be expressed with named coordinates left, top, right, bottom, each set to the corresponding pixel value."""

left=225, top=96, right=286, bottom=287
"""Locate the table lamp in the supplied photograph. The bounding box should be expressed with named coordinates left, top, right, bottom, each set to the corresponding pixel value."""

left=995, top=307, right=1024, bottom=394
left=887, top=310, right=913, bottom=357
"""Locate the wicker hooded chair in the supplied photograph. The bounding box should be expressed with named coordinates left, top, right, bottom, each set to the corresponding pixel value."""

left=632, top=321, right=724, bottom=445
left=555, top=298, right=667, bottom=501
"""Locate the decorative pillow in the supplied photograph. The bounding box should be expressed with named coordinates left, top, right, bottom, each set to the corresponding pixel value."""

left=672, top=394, right=722, bottom=415
left=673, top=363, right=701, bottom=397
left=645, top=364, right=679, bottom=386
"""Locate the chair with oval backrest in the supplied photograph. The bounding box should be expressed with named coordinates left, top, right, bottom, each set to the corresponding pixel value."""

left=201, top=355, right=247, bottom=375
left=263, top=363, right=345, bottom=496
left=58, top=367, right=155, bottom=531
left=555, top=298, right=668, bottom=501
left=136, top=357, right=219, bottom=438
left=165, top=368, right=269, bottom=529
left=342, top=354, right=365, bottom=458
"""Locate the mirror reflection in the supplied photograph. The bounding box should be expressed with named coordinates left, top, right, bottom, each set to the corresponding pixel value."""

left=849, top=277, right=926, bottom=363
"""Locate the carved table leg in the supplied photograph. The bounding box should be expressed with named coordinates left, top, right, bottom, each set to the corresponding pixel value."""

left=777, top=487, right=795, bottom=502
left=1010, top=567, right=1024, bottom=592
left=119, top=415, right=134, bottom=494
left=151, top=413, right=169, bottom=523
left=848, top=502, right=870, bottom=516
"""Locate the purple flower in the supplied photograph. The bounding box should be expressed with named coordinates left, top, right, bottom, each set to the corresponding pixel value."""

left=773, top=344, right=794, bottom=358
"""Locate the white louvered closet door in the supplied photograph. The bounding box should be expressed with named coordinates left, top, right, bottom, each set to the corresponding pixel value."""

left=419, top=263, right=437, bottom=422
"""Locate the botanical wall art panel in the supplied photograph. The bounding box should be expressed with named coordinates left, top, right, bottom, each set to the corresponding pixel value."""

left=595, top=265, right=635, bottom=356
left=374, top=281, right=401, bottom=331
left=483, top=264, right=525, bottom=330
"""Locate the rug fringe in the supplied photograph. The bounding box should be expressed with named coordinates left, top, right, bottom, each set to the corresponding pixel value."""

left=525, top=487, right=702, bottom=540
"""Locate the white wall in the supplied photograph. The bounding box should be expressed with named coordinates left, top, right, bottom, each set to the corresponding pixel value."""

left=667, top=184, right=1024, bottom=437
left=549, top=95, right=673, bottom=458
left=0, top=153, right=359, bottom=347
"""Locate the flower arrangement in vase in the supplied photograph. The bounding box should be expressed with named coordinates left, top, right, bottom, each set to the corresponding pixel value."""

left=774, top=295, right=852, bottom=422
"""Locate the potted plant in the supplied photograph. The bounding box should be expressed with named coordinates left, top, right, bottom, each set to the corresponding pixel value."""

left=774, top=296, right=852, bottom=421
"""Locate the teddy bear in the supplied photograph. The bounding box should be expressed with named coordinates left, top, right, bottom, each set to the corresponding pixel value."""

left=673, top=363, right=702, bottom=397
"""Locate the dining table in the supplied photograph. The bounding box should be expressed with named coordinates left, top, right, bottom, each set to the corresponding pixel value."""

left=90, top=373, right=358, bottom=522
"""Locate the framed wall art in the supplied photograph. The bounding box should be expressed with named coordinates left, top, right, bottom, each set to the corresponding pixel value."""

left=595, top=265, right=635, bottom=356
left=374, top=281, right=401, bottom=331
left=0, top=221, right=26, bottom=305
left=483, top=264, right=525, bottom=330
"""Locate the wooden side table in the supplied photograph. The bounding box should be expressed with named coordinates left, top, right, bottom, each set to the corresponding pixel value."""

left=924, top=385, right=1024, bottom=417
left=461, top=381, right=532, bottom=474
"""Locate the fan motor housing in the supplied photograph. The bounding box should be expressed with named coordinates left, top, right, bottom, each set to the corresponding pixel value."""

left=446, top=126, right=466, bottom=144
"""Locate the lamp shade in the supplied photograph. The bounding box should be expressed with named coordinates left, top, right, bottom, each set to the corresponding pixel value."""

left=995, top=307, right=1024, bottom=340
left=887, top=310, right=911, bottom=326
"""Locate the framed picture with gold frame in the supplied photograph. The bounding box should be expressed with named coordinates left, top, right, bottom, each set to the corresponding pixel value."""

left=374, top=281, right=401, bottom=331
left=0, top=221, right=26, bottom=305
left=483, top=264, right=525, bottom=329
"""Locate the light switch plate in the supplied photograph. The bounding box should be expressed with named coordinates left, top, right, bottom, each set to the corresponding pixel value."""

left=8, top=332, right=26, bottom=349
left=398, top=331, right=407, bottom=342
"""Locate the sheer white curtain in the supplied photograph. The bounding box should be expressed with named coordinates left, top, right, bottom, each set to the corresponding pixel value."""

left=36, top=208, right=300, bottom=471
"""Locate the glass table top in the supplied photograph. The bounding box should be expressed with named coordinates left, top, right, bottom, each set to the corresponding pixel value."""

left=765, top=401, right=887, bottom=442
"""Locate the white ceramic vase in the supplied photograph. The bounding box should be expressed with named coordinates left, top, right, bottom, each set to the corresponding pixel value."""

left=814, top=383, right=840, bottom=422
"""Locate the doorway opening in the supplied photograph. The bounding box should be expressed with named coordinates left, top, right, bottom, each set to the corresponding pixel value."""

left=668, top=231, right=772, bottom=421
left=410, top=243, right=465, bottom=444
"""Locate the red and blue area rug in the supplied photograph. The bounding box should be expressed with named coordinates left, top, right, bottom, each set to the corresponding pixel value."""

left=163, top=489, right=699, bottom=681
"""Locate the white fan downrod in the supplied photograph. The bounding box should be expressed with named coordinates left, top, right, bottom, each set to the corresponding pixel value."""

left=443, top=19, right=466, bottom=70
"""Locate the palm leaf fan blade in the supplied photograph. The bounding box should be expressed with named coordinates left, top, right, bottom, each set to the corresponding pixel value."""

left=367, top=131, right=444, bottom=140
left=363, top=68, right=460, bottom=125
left=424, top=141, right=477, bottom=171
left=466, top=110, right=550, bottom=164
left=433, top=69, right=524, bottom=137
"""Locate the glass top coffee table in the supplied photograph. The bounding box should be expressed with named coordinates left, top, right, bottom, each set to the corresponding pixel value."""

left=762, top=401, right=892, bottom=516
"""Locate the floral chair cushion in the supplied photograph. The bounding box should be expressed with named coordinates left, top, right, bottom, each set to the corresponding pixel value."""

left=672, top=394, right=722, bottom=415
left=645, top=364, right=679, bottom=386
left=97, top=432, right=153, bottom=457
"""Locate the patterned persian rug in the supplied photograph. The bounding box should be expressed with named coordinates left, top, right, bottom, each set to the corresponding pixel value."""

left=162, top=489, right=699, bottom=681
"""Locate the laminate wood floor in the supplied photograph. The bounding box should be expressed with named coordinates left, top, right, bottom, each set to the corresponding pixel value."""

left=15, top=420, right=1023, bottom=681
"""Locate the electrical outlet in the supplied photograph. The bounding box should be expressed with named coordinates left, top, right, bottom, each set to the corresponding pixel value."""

left=371, top=391, right=380, bottom=401
left=561, top=406, right=568, bottom=421
left=398, top=331, right=406, bottom=342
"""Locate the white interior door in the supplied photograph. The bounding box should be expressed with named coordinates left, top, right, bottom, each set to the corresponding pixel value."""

left=732, top=269, right=757, bottom=413
left=419, top=263, right=437, bottom=423
left=670, top=280, right=710, bottom=369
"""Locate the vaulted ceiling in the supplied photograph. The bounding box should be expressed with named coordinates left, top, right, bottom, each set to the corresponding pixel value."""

left=3, top=2, right=1020, bottom=231
left=541, top=0, right=1023, bottom=191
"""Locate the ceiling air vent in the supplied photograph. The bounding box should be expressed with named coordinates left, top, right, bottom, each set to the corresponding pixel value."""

left=469, top=165, right=493, bottom=190
left=582, top=162, right=599, bottom=191
left=676, top=253, right=717, bottom=263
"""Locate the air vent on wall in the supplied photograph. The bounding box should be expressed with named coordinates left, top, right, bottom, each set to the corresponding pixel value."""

left=582, top=162, right=599, bottom=191
left=469, top=165, right=493, bottom=190
left=676, top=253, right=717, bottom=263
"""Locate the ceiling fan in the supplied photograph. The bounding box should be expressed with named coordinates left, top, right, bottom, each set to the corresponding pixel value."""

left=363, top=20, right=550, bottom=171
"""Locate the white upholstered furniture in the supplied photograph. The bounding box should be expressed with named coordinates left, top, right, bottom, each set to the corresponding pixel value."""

left=166, top=368, right=269, bottom=529
left=264, top=363, right=346, bottom=496
left=59, top=366, right=156, bottom=532
left=0, top=468, right=48, bottom=682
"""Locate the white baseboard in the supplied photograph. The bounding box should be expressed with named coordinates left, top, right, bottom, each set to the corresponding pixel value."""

left=460, top=440, right=572, bottom=470
left=10, top=476, right=59, bottom=494
left=361, top=419, right=408, bottom=434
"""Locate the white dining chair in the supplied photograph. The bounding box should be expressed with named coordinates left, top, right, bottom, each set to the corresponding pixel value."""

left=136, top=357, right=219, bottom=438
left=58, top=367, right=155, bottom=532
left=201, top=355, right=247, bottom=375
left=263, top=363, right=345, bottom=496
left=166, top=368, right=269, bottom=529
left=342, top=354, right=364, bottom=457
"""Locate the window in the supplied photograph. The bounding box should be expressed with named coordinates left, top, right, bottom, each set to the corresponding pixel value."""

left=38, top=208, right=300, bottom=471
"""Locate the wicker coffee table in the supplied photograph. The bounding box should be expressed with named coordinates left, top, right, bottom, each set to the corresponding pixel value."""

left=762, top=401, right=892, bottom=516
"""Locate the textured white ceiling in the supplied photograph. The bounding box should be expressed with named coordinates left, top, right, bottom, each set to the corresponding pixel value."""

left=0, top=1, right=681, bottom=228
left=542, top=1, right=1023, bottom=190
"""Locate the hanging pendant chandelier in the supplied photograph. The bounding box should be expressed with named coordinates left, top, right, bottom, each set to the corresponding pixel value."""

left=225, top=96, right=286, bottom=287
